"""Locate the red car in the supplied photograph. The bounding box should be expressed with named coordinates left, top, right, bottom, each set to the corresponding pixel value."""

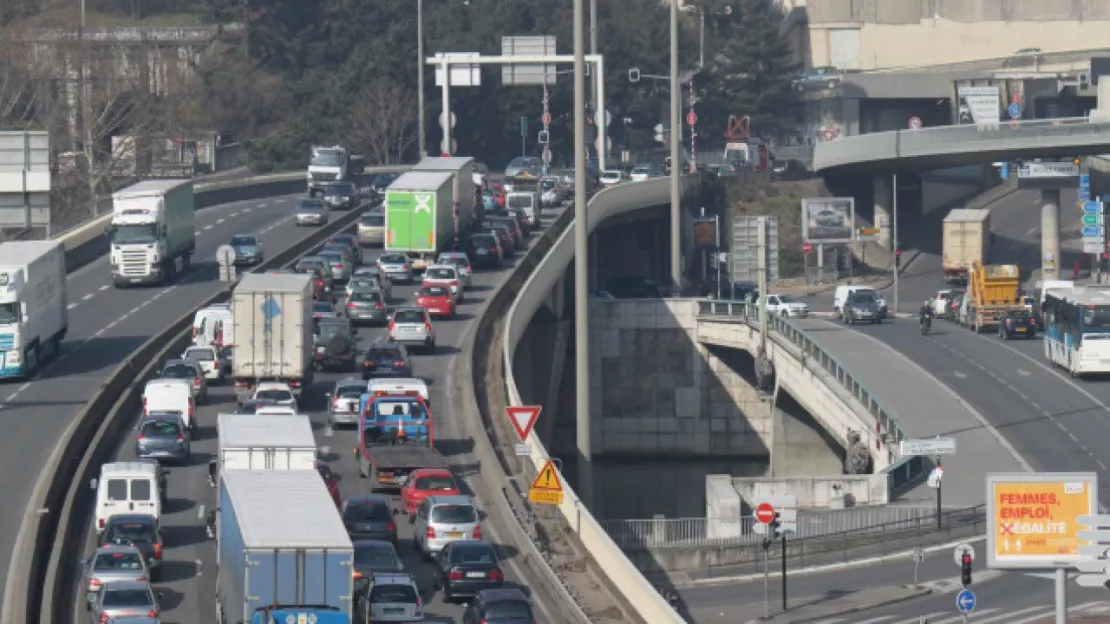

left=415, top=285, right=455, bottom=319
left=317, top=461, right=341, bottom=508
left=400, top=468, right=460, bottom=518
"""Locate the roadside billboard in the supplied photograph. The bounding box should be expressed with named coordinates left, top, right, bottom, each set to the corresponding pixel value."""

left=801, top=197, right=854, bottom=244
left=986, top=472, right=1097, bottom=569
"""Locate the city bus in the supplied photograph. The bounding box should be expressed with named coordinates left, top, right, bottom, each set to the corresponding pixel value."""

left=1042, top=287, right=1110, bottom=376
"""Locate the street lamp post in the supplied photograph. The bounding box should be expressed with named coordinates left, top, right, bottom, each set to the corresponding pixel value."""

left=417, top=0, right=427, bottom=160
left=669, top=0, right=681, bottom=291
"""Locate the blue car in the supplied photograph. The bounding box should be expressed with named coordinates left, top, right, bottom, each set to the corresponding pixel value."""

left=360, top=342, right=413, bottom=380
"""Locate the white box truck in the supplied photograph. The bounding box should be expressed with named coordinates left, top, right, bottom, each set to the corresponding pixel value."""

left=942, top=208, right=992, bottom=284
left=231, top=272, right=314, bottom=402
left=410, top=156, right=476, bottom=229
left=109, top=178, right=196, bottom=287
left=0, top=241, right=67, bottom=378
left=383, top=170, right=455, bottom=271
left=210, top=414, right=317, bottom=487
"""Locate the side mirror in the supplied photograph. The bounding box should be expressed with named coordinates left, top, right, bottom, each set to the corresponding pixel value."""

left=392, top=507, right=400, bottom=515
left=89, top=478, right=98, bottom=490
left=325, top=392, right=332, bottom=399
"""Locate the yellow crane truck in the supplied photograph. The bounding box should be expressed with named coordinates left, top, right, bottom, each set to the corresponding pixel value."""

left=958, top=263, right=1024, bottom=333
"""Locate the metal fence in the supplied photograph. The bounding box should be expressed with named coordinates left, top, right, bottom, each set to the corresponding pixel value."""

left=600, top=503, right=956, bottom=549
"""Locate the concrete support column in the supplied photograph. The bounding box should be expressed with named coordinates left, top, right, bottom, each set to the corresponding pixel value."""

left=1041, top=188, right=1061, bottom=281
left=873, top=175, right=893, bottom=250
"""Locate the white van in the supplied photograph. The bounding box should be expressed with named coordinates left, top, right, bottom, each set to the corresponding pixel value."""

left=143, top=379, right=195, bottom=431
left=91, top=461, right=162, bottom=533
left=506, top=190, right=540, bottom=228
left=193, top=304, right=233, bottom=349
left=367, top=378, right=431, bottom=406
left=834, top=285, right=888, bottom=318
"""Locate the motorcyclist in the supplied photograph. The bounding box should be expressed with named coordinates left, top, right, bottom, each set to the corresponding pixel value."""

left=919, top=300, right=934, bottom=327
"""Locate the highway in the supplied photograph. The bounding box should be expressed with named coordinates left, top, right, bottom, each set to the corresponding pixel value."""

left=0, top=191, right=314, bottom=596
left=70, top=200, right=570, bottom=622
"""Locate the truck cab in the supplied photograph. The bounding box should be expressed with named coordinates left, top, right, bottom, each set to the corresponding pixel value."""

left=0, top=241, right=68, bottom=378
left=308, top=145, right=359, bottom=197
left=109, top=179, right=196, bottom=287
left=360, top=392, right=432, bottom=446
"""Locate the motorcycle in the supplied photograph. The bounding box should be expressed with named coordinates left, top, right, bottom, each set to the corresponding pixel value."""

left=920, top=315, right=932, bottom=335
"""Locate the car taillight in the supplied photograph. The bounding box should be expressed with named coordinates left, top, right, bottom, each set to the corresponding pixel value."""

left=194, top=376, right=202, bottom=387
left=176, top=434, right=185, bottom=442
left=347, top=302, right=356, bottom=309
left=386, top=521, right=396, bottom=532
left=137, top=435, right=145, bottom=443
left=424, top=321, right=433, bottom=332
left=426, top=526, right=436, bottom=539
left=363, top=360, right=373, bottom=367
left=99, top=613, right=110, bottom=623
left=417, top=297, right=426, bottom=304
left=448, top=281, right=458, bottom=288
left=289, top=380, right=301, bottom=389
left=191, top=327, right=197, bottom=339
left=315, top=278, right=323, bottom=286
left=353, top=571, right=363, bottom=579
left=147, top=611, right=157, bottom=618
left=447, top=568, right=464, bottom=581
left=88, top=577, right=102, bottom=590
left=394, top=360, right=406, bottom=367
left=473, top=525, right=482, bottom=539
left=374, top=303, right=385, bottom=310
left=488, top=568, right=503, bottom=581
left=189, top=398, right=195, bottom=418
left=388, top=322, right=396, bottom=332
left=98, top=518, right=105, bottom=529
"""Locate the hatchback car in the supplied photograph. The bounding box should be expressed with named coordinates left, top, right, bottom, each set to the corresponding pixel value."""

left=318, top=461, right=342, bottom=508
left=97, top=514, right=164, bottom=580
left=328, top=232, right=362, bottom=263
left=352, top=539, right=405, bottom=592
left=313, top=318, right=357, bottom=371
left=488, top=224, right=514, bottom=255
left=323, top=181, right=358, bottom=210
left=415, top=285, right=456, bottom=319
left=599, top=170, right=623, bottom=186
left=436, top=252, right=472, bottom=286
left=486, top=217, right=524, bottom=250
left=388, top=307, right=436, bottom=354
left=327, top=378, right=366, bottom=428
left=237, top=398, right=278, bottom=414
left=466, top=233, right=503, bottom=269
left=434, top=540, right=506, bottom=603
left=423, top=264, right=464, bottom=302
left=353, top=265, right=393, bottom=300
left=228, top=233, right=264, bottom=266
left=135, top=413, right=190, bottom=463
left=342, top=495, right=399, bottom=543
left=1000, top=309, right=1037, bottom=340
left=88, top=580, right=162, bottom=623
left=296, top=257, right=335, bottom=295
left=181, top=345, right=222, bottom=384
left=83, top=545, right=151, bottom=605
left=369, top=172, right=400, bottom=197
left=295, top=198, right=329, bottom=226
left=250, top=381, right=297, bottom=409
left=377, top=252, right=414, bottom=284
left=317, top=248, right=354, bottom=283
left=400, top=468, right=460, bottom=518
left=346, top=290, right=389, bottom=325
left=358, top=211, right=386, bottom=246
left=356, top=573, right=423, bottom=623
left=413, top=495, right=482, bottom=557
left=361, top=341, right=414, bottom=380
left=159, top=359, right=207, bottom=402
left=312, top=300, right=337, bottom=320
left=345, top=276, right=379, bottom=300
left=461, top=588, right=535, bottom=624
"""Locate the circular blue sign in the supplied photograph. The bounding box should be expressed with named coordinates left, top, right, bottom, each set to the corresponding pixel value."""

left=956, top=588, right=976, bottom=613
left=1008, top=103, right=1021, bottom=120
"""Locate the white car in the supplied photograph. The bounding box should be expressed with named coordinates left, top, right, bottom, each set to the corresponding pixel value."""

left=762, top=294, right=809, bottom=318
left=541, top=187, right=559, bottom=207
left=421, top=264, right=463, bottom=303
left=255, top=405, right=297, bottom=416
left=932, top=290, right=953, bottom=316
left=181, top=345, right=222, bottom=383
left=250, top=381, right=298, bottom=409
left=629, top=165, right=656, bottom=182
left=599, top=170, right=623, bottom=187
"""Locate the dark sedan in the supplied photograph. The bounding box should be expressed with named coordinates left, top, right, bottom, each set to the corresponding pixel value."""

left=464, top=233, right=503, bottom=269
left=352, top=539, right=405, bottom=593
left=134, top=413, right=190, bottom=463
left=346, top=289, right=389, bottom=325
left=842, top=292, right=884, bottom=324
left=999, top=309, right=1037, bottom=340
left=323, top=181, right=359, bottom=211
left=361, top=342, right=413, bottom=380
left=341, top=495, right=398, bottom=544
left=434, top=540, right=505, bottom=603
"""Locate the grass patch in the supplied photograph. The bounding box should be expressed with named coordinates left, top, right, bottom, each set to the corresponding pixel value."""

left=724, top=174, right=832, bottom=279
left=83, top=11, right=205, bottom=28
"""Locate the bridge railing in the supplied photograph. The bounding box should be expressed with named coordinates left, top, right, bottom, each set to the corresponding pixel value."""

left=695, top=300, right=926, bottom=492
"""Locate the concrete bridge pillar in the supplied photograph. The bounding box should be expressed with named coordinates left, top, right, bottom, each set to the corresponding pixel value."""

left=873, top=175, right=893, bottom=250
left=1041, top=189, right=1061, bottom=281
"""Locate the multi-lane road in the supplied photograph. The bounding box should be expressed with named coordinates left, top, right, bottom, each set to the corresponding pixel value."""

left=65, top=194, right=569, bottom=622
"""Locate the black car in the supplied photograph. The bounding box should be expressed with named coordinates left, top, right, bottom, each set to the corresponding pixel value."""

left=341, top=495, right=398, bottom=543
left=313, top=318, right=357, bottom=371
left=369, top=172, right=401, bottom=197
left=464, top=233, right=503, bottom=269
left=488, top=225, right=514, bottom=255
left=434, top=540, right=505, bottom=603
left=500, top=205, right=531, bottom=236
left=486, top=217, right=524, bottom=249
left=97, top=514, right=164, bottom=580
left=999, top=309, right=1037, bottom=340
left=842, top=291, right=884, bottom=324
left=323, top=181, right=359, bottom=210
left=135, top=413, right=191, bottom=463
left=606, top=275, right=661, bottom=299
left=361, top=340, right=413, bottom=380
left=352, top=539, right=405, bottom=591
left=461, top=588, right=535, bottom=624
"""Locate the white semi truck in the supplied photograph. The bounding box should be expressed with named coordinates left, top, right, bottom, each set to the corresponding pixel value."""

left=109, top=179, right=196, bottom=287
left=0, top=241, right=68, bottom=379
left=306, top=145, right=365, bottom=197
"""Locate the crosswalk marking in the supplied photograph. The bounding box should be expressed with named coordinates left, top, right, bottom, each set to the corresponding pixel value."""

left=853, top=617, right=896, bottom=624
left=928, top=607, right=1002, bottom=623
left=889, top=612, right=949, bottom=624
left=970, top=605, right=1045, bottom=623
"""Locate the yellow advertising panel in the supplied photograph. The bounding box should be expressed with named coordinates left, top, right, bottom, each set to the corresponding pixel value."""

left=986, top=472, right=1097, bottom=569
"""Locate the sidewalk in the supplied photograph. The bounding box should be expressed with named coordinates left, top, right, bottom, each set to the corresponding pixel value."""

left=682, top=584, right=931, bottom=623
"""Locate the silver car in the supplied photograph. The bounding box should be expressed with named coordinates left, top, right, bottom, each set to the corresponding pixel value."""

left=346, top=290, right=389, bottom=325
left=413, top=495, right=482, bottom=556
left=295, top=198, right=329, bottom=226
left=88, top=580, right=162, bottom=623
left=387, top=306, right=435, bottom=353
left=353, top=266, right=392, bottom=300
left=327, top=378, right=367, bottom=428
left=358, top=573, right=423, bottom=623
left=317, top=249, right=353, bottom=282
left=346, top=276, right=381, bottom=300
left=436, top=252, right=472, bottom=287
left=377, top=252, right=414, bottom=284
left=83, top=545, right=151, bottom=607
left=134, top=414, right=191, bottom=463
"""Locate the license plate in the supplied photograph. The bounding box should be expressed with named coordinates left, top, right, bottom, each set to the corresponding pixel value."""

left=466, top=571, right=485, bottom=578
left=383, top=608, right=404, bottom=614
left=1016, top=327, right=1026, bottom=332
left=447, top=531, right=463, bottom=538
left=378, top=473, right=393, bottom=483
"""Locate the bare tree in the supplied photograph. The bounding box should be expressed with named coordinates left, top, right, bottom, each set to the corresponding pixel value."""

left=0, top=24, right=42, bottom=127
left=348, top=78, right=418, bottom=165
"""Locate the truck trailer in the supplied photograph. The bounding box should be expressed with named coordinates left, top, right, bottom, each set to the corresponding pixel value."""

left=0, top=241, right=67, bottom=378
left=215, top=469, right=354, bottom=624
left=410, top=156, right=477, bottom=229
left=109, top=178, right=196, bottom=287
left=383, top=170, right=456, bottom=271
left=211, top=414, right=317, bottom=486
left=959, top=263, right=1024, bottom=333
left=231, top=273, right=314, bottom=402
left=942, top=208, right=991, bottom=284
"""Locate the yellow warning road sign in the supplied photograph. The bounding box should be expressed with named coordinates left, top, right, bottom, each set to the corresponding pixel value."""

left=528, top=460, right=565, bottom=505
left=529, top=489, right=564, bottom=505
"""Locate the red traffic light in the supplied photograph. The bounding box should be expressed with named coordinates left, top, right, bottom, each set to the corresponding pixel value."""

left=961, top=554, right=972, bottom=565
left=1103, top=253, right=1109, bottom=261
left=895, top=249, right=902, bottom=257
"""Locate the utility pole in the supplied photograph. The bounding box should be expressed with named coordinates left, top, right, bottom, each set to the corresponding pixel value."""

left=892, top=172, right=900, bottom=314
left=669, top=0, right=682, bottom=291
left=417, top=0, right=427, bottom=159
left=757, top=217, right=768, bottom=351
left=572, top=0, right=593, bottom=509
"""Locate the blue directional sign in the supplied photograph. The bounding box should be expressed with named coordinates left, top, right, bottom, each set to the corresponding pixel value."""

left=1083, top=226, right=1104, bottom=238
left=956, top=589, right=976, bottom=614
left=1000, top=162, right=1009, bottom=180
left=1084, top=201, right=1103, bottom=215
left=1008, top=102, right=1021, bottom=120
left=1081, top=174, right=1092, bottom=201
left=261, top=295, right=282, bottom=333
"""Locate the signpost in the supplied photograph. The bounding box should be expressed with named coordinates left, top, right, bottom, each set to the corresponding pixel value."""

left=911, top=546, right=924, bottom=585
left=1082, top=201, right=1105, bottom=257
left=801, top=241, right=812, bottom=255
left=755, top=502, right=776, bottom=524
left=528, top=460, right=564, bottom=505
left=216, top=245, right=237, bottom=282
left=901, top=437, right=957, bottom=529
left=1076, top=514, right=1110, bottom=589
left=908, top=116, right=922, bottom=130
left=751, top=494, right=796, bottom=616
left=956, top=588, right=976, bottom=614
left=506, top=405, right=542, bottom=457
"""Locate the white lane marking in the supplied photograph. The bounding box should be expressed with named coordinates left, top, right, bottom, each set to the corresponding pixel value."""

left=243, top=207, right=253, bottom=212
left=977, top=606, right=1051, bottom=624
left=195, top=230, right=202, bottom=236
left=216, top=218, right=225, bottom=224
left=1025, top=226, right=1038, bottom=236
left=17, top=383, right=29, bottom=392
left=82, top=293, right=93, bottom=301
left=888, top=613, right=949, bottom=624
left=98, top=285, right=108, bottom=291
left=952, top=371, right=967, bottom=378
left=204, top=225, right=214, bottom=230
left=1017, top=369, right=1030, bottom=376
left=67, top=303, right=77, bottom=310
left=196, top=504, right=205, bottom=520
left=229, top=212, right=238, bottom=217
left=928, top=608, right=1003, bottom=624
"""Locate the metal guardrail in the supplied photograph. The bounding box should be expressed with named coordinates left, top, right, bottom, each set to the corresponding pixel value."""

left=601, top=503, right=938, bottom=549
left=695, top=300, right=923, bottom=489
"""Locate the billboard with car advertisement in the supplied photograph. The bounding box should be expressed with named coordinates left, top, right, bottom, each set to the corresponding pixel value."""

left=801, top=197, right=854, bottom=244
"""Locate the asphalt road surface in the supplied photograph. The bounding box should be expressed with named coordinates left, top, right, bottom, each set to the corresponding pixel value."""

left=71, top=200, right=569, bottom=622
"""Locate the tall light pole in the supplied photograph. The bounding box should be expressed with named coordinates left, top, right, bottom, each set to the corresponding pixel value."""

left=669, top=0, right=682, bottom=290
left=573, top=0, right=593, bottom=508
left=417, top=0, right=427, bottom=159
left=589, top=0, right=598, bottom=114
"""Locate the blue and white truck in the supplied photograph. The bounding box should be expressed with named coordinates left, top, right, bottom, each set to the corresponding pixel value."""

left=215, top=469, right=354, bottom=624
left=0, top=241, right=68, bottom=378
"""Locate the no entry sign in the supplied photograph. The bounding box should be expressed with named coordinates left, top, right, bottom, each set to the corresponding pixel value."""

left=755, top=502, right=776, bottom=524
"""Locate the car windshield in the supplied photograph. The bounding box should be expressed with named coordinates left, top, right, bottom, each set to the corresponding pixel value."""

left=507, top=195, right=531, bottom=208
left=297, top=200, right=324, bottom=211
left=850, top=293, right=876, bottom=304
left=350, top=291, right=381, bottom=303
left=370, top=584, right=418, bottom=603
left=421, top=286, right=449, bottom=297
left=230, top=236, right=256, bottom=246
left=778, top=295, right=797, bottom=303
left=415, top=476, right=456, bottom=491
left=486, top=602, right=533, bottom=619
left=361, top=214, right=384, bottom=226
left=451, top=544, right=496, bottom=564
left=238, top=400, right=274, bottom=414
left=326, top=184, right=353, bottom=195
left=349, top=278, right=376, bottom=290
left=101, top=589, right=152, bottom=607
left=431, top=504, right=477, bottom=524
left=140, top=420, right=180, bottom=437
left=393, top=310, right=425, bottom=324
left=541, top=179, right=555, bottom=190
left=315, top=322, right=346, bottom=340
left=354, top=544, right=398, bottom=567
left=337, top=384, right=364, bottom=399
left=256, top=389, right=292, bottom=402
left=343, top=502, right=392, bottom=522
left=93, top=552, right=144, bottom=570
left=162, top=363, right=195, bottom=378
left=380, top=253, right=407, bottom=264
left=318, top=252, right=342, bottom=264
left=105, top=522, right=156, bottom=544
left=372, top=174, right=397, bottom=186
left=184, top=349, right=214, bottom=361
left=472, top=235, right=496, bottom=246
left=426, top=268, right=454, bottom=280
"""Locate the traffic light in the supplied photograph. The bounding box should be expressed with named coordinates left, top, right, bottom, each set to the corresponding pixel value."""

left=895, top=248, right=902, bottom=269
left=960, top=553, right=972, bottom=587
left=768, top=512, right=783, bottom=541
left=537, top=130, right=549, bottom=144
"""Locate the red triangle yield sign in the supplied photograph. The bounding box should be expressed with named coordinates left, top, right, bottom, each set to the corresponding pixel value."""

left=506, top=405, right=542, bottom=441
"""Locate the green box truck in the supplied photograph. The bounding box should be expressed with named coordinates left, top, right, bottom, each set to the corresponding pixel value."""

left=384, top=170, right=455, bottom=270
